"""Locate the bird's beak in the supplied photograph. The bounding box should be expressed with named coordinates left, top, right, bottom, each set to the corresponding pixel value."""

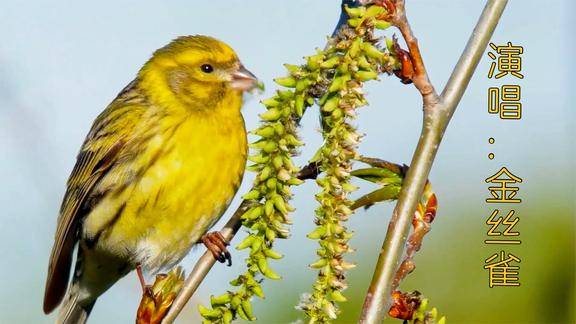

left=230, top=65, right=259, bottom=92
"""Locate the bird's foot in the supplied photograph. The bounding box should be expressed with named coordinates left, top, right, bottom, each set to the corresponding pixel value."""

left=202, top=231, right=232, bottom=266
left=136, top=264, right=154, bottom=296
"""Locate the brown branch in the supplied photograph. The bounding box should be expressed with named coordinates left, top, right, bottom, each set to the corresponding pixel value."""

left=390, top=187, right=436, bottom=291
left=391, top=0, right=438, bottom=106
left=359, top=1, right=509, bottom=323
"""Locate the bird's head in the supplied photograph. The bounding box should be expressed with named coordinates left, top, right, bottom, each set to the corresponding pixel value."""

left=138, top=35, right=259, bottom=109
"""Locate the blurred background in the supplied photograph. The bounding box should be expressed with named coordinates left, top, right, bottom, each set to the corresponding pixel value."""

left=0, top=0, right=573, bottom=323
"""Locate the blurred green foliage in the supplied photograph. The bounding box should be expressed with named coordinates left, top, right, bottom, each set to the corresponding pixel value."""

left=249, top=194, right=574, bottom=323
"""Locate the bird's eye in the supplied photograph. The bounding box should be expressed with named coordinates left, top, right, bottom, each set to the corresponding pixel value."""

left=201, top=64, right=214, bottom=73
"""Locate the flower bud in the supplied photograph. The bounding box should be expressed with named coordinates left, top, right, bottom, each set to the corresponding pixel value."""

left=274, top=76, right=297, bottom=88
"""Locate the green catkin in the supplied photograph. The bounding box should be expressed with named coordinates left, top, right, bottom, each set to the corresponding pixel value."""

left=299, top=5, right=396, bottom=323
left=200, top=4, right=397, bottom=323
left=200, top=52, right=314, bottom=324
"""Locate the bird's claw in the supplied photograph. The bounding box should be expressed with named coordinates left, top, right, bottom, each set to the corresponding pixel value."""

left=202, top=231, right=232, bottom=266
left=144, top=286, right=154, bottom=298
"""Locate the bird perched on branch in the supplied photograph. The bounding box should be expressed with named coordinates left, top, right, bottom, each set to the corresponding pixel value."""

left=43, top=35, right=258, bottom=324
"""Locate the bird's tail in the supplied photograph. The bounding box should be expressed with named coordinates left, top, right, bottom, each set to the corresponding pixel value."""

left=55, top=280, right=96, bottom=324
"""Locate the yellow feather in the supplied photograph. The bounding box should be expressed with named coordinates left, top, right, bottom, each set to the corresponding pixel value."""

left=84, top=95, right=247, bottom=270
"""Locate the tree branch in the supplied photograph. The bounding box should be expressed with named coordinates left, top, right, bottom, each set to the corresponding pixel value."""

left=391, top=0, right=439, bottom=105
left=359, top=1, right=508, bottom=323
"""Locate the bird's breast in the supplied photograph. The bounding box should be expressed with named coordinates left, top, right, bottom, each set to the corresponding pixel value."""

left=86, top=109, right=247, bottom=271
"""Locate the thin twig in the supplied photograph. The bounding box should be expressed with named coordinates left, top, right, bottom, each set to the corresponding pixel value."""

left=390, top=185, right=437, bottom=292
left=359, top=1, right=508, bottom=323
left=391, top=0, right=438, bottom=105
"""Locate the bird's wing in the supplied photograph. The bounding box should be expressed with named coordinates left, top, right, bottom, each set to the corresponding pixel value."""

left=43, top=82, right=146, bottom=313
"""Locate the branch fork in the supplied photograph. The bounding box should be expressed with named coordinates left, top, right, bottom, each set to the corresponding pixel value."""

left=359, top=1, right=509, bottom=323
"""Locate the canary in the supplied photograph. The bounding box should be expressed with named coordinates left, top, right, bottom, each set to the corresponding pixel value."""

left=43, top=35, right=258, bottom=324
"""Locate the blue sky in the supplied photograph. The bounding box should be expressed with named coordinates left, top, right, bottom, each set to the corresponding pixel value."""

left=0, top=1, right=572, bottom=322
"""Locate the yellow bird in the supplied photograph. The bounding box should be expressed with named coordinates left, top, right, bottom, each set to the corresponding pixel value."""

left=43, top=35, right=258, bottom=324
